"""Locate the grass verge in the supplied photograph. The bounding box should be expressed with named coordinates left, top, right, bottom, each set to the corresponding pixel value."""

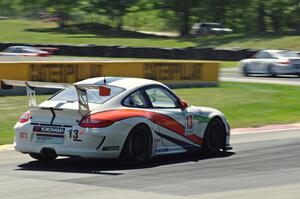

left=175, top=82, right=300, bottom=128
left=0, top=95, right=49, bottom=145
left=0, top=55, right=237, bottom=68
left=1, top=82, right=300, bottom=145
left=0, top=20, right=300, bottom=49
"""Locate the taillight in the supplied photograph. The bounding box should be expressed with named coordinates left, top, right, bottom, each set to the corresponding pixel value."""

left=79, top=113, right=114, bottom=128
left=277, top=59, right=290, bottom=64
left=19, top=111, right=31, bottom=123
left=38, top=53, right=49, bottom=57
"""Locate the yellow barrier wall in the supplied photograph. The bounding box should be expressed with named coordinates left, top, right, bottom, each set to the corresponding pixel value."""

left=0, top=61, right=219, bottom=85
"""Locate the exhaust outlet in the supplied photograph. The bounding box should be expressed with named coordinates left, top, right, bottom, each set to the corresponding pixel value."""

left=40, top=148, right=57, bottom=159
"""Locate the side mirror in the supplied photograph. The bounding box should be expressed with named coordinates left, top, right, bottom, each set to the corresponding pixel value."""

left=179, top=100, right=188, bottom=109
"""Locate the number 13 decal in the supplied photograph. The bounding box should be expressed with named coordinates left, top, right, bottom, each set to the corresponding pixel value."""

left=68, top=129, right=83, bottom=142
left=185, top=114, right=193, bottom=132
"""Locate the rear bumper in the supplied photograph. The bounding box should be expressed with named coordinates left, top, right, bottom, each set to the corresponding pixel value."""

left=15, top=144, right=120, bottom=159
left=14, top=121, right=131, bottom=159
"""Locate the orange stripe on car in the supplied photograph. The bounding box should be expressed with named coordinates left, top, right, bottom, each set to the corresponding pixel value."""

left=94, top=109, right=203, bottom=145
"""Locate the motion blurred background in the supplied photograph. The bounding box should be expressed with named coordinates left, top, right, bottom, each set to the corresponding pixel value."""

left=0, top=0, right=300, bottom=49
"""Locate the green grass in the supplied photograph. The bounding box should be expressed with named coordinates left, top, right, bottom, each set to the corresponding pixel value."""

left=0, top=20, right=193, bottom=48
left=175, top=82, right=300, bottom=128
left=220, top=61, right=238, bottom=68
left=0, top=95, right=49, bottom=145
left=0, top=19, right=300, bottom=49
left=1, top=82, right=300, bottom=145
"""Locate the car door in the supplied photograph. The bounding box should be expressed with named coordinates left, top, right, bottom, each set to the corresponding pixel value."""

left=252, top=51, right=268, bottom=73
left=260, top=52, right=277, bottom=73
left=122, top=88, right=162, bottom=134
left=143, top=86, right=199, bottom=147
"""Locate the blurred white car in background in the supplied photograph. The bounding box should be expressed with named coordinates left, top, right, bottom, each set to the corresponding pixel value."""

left=0, top=46, right=51, bottom=57
left=240, top=50, right=300, bottom=76
left=191, top=22, right=233, bottom=35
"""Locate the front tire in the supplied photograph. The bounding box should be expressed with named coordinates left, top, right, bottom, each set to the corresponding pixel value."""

left=120, top=124, right=152, bottom=165
left=243, top=64, right=250, bottom=76
left=268, top=65, right=276, bottom=77
left=203, top=118, right=226, bottom=155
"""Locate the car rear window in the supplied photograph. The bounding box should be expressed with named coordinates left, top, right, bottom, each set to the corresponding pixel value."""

left=49, top=86, right=125, bottom=104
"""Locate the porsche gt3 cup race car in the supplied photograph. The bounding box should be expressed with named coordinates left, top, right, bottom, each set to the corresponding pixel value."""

left=0, top=46, right=51, bottom=57
left=1, top=77, right=232, bottom=164
left=240, top=50, right=300, bottom=76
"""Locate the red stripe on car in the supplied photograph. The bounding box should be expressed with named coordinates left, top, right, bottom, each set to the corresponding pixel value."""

left=92, top=109, right=203, bottom=145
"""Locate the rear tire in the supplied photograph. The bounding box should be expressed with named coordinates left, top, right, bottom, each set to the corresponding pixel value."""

left=120, top=124, right=152, bottom=165
left=203, top=118, right=226, bottom=155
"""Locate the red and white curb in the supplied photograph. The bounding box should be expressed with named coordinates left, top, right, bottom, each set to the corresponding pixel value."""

left=1, top=123, right=300, bottom=151
left=231, top=123, right=300, bottom=135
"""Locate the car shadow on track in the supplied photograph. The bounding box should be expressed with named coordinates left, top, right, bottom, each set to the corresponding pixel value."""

left=16, top=151, right=235, bottom=175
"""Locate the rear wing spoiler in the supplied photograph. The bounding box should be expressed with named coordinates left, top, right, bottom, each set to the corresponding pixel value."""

left=0, top=79, right=96, bottom=115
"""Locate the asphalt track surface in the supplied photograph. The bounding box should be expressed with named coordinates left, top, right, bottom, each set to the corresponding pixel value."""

left=220, top=72, right=300, bottom=86
left=1, top=57, right=300, bottom=198
left=0, top=129, right=299, bottom=199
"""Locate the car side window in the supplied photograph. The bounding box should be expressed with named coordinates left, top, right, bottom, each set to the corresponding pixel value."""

left=15, top=48, right=22, bottom=53
left=255, top=52, right=265, bottom=59
left=10, top=48, right=18, bottom=53
left=263, top=52, right=274, bottom=59
left=145, top=87, right=178, bottom=108
left=123, top=90, right=147, bottom=108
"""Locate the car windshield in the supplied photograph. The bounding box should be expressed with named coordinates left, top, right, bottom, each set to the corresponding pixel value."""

left=276, top=51, right=299, bottom=58
left=49, top=86, right=125, bottom=104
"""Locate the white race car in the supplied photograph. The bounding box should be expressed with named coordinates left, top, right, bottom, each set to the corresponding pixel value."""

left=1, top=77, right=232, bottom=164
left=0, top=46, right=51, bottom=57
left=240, top=50, right=300, bottom=76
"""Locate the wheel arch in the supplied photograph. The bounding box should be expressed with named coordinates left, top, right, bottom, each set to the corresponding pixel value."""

left=119, top=121, right=154, bottom=157
left=129, top=122, right=153, bottom=137
left=207, top=113, right=230, bottom=136
left=241, top=62, right=251, bottom=75
left=119, top=122, right=154, bottom=163
left=202, top=115, right=230, bottom=154
left=206, top=113, right=231, bottom=149
left=267, top=63, right=277, bottom=76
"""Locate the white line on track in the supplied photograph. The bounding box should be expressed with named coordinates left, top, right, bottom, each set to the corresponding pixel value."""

left=231, top=127, right=300, bottom=135
left=0, top=144, right=14, bottom=151
left=220, top=77, right=300, bottom=86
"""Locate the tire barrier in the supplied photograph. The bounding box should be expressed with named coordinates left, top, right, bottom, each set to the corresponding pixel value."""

left=0, top=43, right=259, bottom=61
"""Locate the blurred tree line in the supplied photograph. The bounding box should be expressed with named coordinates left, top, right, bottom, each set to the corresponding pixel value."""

left=0, top=0, right=299, bottom=35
